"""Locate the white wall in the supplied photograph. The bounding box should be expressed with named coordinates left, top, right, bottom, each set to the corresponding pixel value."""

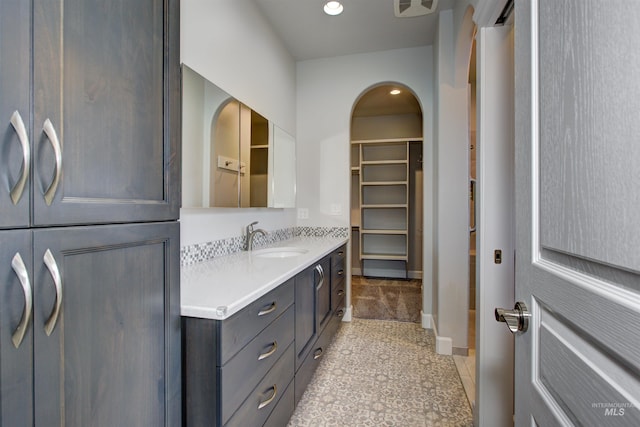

left=295, top=46, right=434, bottom=319
left=180, top=0, right=297, bottom=246
left=432, top=5, right=476, bottom=353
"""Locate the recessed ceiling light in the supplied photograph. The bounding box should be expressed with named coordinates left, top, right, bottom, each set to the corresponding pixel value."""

left=390, top=89, right=402, bottom=95
left=324, top=1, right=344, bottom=16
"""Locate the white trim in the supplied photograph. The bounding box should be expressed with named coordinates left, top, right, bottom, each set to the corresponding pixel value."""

left=431, top=316, right=453, bottom=355
left=421, top=311, right=432, bottom=329
left=342, top=304, right=353, bottom=322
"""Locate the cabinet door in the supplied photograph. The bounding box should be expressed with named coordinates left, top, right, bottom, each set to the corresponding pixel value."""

left=294, top=264, right=316, bottom=370
left=0, top=230, right=33, bottom=426
left=31, top=0, right=180, bottom=226
left=316, top=257, right=332, bottom=334
left=32, top=222, right=180, bottom=427
left=0, top=0, right=31, bottom=228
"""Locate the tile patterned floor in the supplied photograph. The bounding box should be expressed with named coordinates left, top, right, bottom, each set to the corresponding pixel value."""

left=288, top=319, right=473, bottom=426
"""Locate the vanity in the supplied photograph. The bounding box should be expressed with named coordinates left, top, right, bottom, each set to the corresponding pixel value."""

left=181, top=238, right=347, bottom=426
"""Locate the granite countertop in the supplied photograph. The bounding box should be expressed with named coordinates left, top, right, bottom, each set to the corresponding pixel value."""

left=181, top=236, right=348, bottom=320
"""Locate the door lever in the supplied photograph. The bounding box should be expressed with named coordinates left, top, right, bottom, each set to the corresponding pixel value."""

left=495, top=301, right=531, bottom=334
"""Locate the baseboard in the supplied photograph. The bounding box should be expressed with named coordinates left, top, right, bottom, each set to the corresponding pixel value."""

left=351, top=269, right=423, bottom=279
left=342, top=304, right=353, bottom=322
left=431, top=318, right=453, bottom=355
left=421, top=311, right=432, bottom=329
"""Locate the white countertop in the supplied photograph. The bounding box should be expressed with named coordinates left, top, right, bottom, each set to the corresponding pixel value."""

left=181, top=236, right=348, bottom=320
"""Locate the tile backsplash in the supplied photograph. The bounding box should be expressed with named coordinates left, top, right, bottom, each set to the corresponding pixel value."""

left=181, top=226, right=348, bottom=266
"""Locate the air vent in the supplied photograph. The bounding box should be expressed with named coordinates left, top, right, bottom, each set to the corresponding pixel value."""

left=394, top=0, right=438, bottom=18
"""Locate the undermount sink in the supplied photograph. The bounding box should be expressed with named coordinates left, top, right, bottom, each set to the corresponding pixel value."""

left=252, top=247, right=309, bottom=258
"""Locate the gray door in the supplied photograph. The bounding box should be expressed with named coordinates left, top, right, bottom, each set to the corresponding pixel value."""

left=0, top=230, right=33, bottom=426
left=31, top=0, right=180, bottom=226
left=32, top=222, right=180, bottom=426
left=0, top=0, right=31, bottom=228
left=514, top=0, right=640, bottom=425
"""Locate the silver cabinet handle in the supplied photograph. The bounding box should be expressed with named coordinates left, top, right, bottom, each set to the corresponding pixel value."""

left=313, top=347, right=323, bottom=360
left=315, top=264, right=325, bottom=290
left=257, top=385, right=277, bottom=410
left=9, top=111, right=30, bottom=205
left=11, top=253, right=32, bottom=348
left=337, top=289, right=345, bottom=297
left=42, top=119, right=62, bottom=206
left=43, top=249, right=62, bottom=336
left=257, top=341, right=278, bottom=361
left=257, top=302, right=276, bottom=317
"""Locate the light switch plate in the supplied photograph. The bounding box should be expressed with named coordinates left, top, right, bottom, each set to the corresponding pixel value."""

left=330, top=204, right=342, bottom=215
left=298, top=208, right=309, bottom=219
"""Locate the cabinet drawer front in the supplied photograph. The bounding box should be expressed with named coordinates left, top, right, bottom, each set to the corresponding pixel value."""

left=220, top=278, right=294, bottom=364
left=263, top=379, right=294, bottom=427
left=219, top=306, right=295, bottom=424
left=225, top=344, right=294, bottom=427
left=331, top=245, right=346, bottom=269
left=332, top=282, right=346, bottom=312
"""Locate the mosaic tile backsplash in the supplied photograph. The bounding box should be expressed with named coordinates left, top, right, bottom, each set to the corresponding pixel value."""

left=181, top=226, right=349, bottom=266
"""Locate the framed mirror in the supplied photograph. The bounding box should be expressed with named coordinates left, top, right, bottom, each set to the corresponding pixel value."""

left=181, top=64, right=296, bottom=208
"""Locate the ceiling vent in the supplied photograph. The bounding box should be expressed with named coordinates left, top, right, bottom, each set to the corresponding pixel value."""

left=394, top=0, right=438, bottom=18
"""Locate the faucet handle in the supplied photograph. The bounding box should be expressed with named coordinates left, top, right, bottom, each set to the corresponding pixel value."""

left=247, top=221, right=259, bottom=234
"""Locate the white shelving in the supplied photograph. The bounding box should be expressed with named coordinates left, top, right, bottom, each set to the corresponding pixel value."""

left=353, top=139, right=412, bottom=278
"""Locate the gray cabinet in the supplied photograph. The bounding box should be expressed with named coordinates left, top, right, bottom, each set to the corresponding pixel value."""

left=0, top=0, right=181, bottom=425
left=1, top=0, right=180, bottom=228
left=294, top=246, right=346, bottom=406
left=183, top=279, right=295, bottom=427
left=0, top=230, right=33, bottom=426
left=0, top=223, right=181, bottom=427
left=184, top=244, right=347, bottom=426
left=0, top=0, right=31, bottom=228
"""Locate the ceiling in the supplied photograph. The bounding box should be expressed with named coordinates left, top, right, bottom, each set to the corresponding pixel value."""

left=253, top=0, right=457, bottom=61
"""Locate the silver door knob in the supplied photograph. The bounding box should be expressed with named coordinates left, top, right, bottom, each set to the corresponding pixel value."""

left=495, top=301, right=531, bottom=334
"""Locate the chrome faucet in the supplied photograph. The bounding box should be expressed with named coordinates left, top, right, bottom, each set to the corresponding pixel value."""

left=245, top=221, right=267, bottom=251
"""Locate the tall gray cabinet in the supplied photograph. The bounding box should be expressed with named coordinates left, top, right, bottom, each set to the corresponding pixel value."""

left=0, top=0, right=181, bottom=426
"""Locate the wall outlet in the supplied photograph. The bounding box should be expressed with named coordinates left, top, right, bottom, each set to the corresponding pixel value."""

left=330, top=204, right=342, bottom=215
left=297, top=208, right=309, bottom=219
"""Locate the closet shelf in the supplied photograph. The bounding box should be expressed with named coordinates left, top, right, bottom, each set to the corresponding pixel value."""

left=351, top=137, right=422, bottom=144
left=360, top=229, right=408, bottom=235
left=360, top=254, right=408, bottom=261
left=361, top=181, right=407, bottom=186
left=361, top=160, right=408, bottom=165
left=361, top=204, right=407, bottom=209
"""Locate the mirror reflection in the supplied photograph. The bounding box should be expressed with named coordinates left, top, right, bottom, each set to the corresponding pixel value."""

left=181, top=64, right=295, bottom=208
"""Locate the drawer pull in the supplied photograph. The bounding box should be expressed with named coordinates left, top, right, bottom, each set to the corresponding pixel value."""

left=337, top=270, right=344, bottom=276
left=258, top=385, right=277, bottom=410
left=42, top=119, right=62, bottom=206
left=9, top=111, right=30, bottom=205
left=43, top=249, right=63, bottom=336
left=338, top=251, right=344, bottom=257
left=337, top=289, right=345, bottom=297
left=11, top=253, right=32, bottom=348
left=258, top=302, right=276, bottom=316
left=258, top=341, right=278, bottom=361
left=313, top=347, right=323, bottom=360
left=336, top=309, right=345, bottom=318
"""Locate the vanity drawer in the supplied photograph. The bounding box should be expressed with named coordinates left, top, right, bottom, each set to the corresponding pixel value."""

left=331, top=244, right=346, bottom=269
left=219, top=277, right=294, bottom=364
left=219, top=306, right=295, bottom=425
left=225, top=344, right=295, bottom=427
left=331, top=245, right=346, bottom=289
left=263, top=379, right=294, bottom=427
left=332, top=281, right=346, bottom=312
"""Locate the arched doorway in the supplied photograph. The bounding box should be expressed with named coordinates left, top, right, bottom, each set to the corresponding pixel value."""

left=349, top=83, right=425, bottom=322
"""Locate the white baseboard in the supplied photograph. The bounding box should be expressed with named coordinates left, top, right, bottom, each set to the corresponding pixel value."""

left=342, top=305, right=353, bottom=322
left=351, top=270, right=422, bottom=279
left=421, top=311, right=432, bottom=329
left=430, top=316, right=453, bottom=355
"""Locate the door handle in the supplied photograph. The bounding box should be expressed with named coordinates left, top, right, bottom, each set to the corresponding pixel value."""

left=9, top=111, right=30, bottom=205
left=495, top=301, right=531, bottom=333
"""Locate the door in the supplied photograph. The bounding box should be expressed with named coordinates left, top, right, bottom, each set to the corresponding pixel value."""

left=31, top=0, right=180, bottom=226
left=0, top=230, right=33, bottom=426
left=32, top=222, right=180, bottom=426
left=295, top=263, right=317, bottom=370
left=0, top=0, right=31, bottom=228
left=513, top=0, right=640, bottom=425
